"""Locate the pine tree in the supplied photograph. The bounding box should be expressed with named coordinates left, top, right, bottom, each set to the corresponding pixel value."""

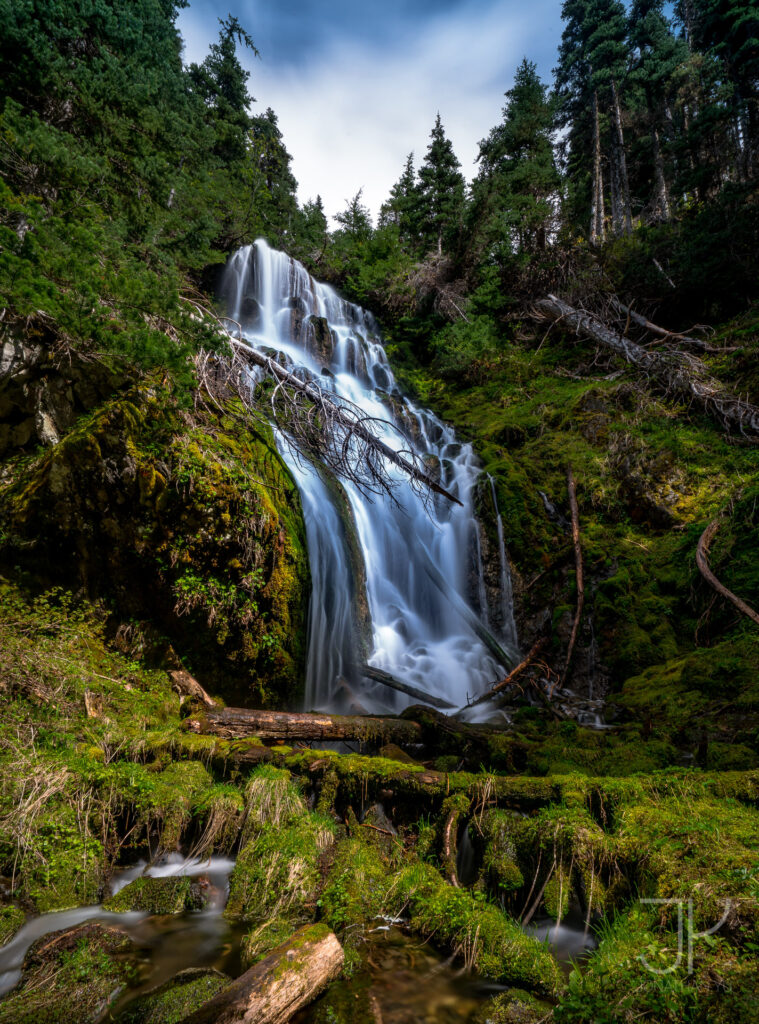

left=379, top=153, right=423, bottom=248
left=475, top=59, right=560, bottom=253
left=417, top=115, right=466, bottom=255
left=246, top=107, right=299, bottom=239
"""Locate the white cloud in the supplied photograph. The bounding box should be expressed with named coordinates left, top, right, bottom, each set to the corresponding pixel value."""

left=179, top=0, right=560, bottom=221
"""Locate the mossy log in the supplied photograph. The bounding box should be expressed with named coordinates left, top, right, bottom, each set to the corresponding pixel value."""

left=186, top=707, right=423, bottom=745
left=178, top=923, right=343, bottom=1024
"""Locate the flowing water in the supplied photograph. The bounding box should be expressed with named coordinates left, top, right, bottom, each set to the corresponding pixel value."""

left=221, top=240, right=518, bottom=713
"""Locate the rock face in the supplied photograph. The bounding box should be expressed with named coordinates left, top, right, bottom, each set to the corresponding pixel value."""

left=0, top=329, right=121, bottom=458
left=0, top=368, right=310, bottom=706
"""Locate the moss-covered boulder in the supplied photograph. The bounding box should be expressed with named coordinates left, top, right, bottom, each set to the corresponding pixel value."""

left=0, top=922, right=137, bottom=1024
left=0, top=376, right=309, bottom=706
left=103, top=875, right=208, bottom=914
left=118, top=968, right=230, bottom=1023
left=475, top=988, right=554, bottom=1024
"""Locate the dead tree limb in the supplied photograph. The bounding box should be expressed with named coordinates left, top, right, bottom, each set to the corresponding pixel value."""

left=179, top=924, right=343, bottom=1024
left=696, top=520, right=759, bottom=627
left=186, top=707, right=423, bottom=746
left=465, top=638, right=547, bottom=709
left=361, top=665, right=455, bottom=710
left=611, top=300, right=735, bottom=354
left=559, top=466, right=584, bottom=691
left=535, top=296, right=759, bottom=440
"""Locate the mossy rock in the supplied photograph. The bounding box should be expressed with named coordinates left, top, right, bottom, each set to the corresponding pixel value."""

left=475, top=988, right=554, bottom=1023
left=225, top=812, right=334, bottom=923
left=240, top=917, right=298, bottom=968
left=0, top=922, right=137, bottom=1024
left=103, top=875, right=208, bottom=914
left=0, top=378, right=310, bottom=707
left=118, top=967, right=230, bottom=1023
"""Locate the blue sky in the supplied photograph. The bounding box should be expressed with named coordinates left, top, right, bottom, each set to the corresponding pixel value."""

left=178, top=0, right=563, bottom=221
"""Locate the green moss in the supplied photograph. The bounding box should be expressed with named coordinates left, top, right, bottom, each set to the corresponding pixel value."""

left=319, top=837, right=390, bottom=932
left=117, top=968, right=229, bottom=1024
left=474, top=988, right=554, bottom=1024
left=0, top=904, right=24, bottom=946
left=225, top=812, right=335, bottom=923
left=0, top=923, right=136, bottom=1024
left=103, top=876, right=207, bottom=914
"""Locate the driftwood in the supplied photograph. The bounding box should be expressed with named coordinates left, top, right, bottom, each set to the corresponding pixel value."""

left=559, top=467, right=584, bottom=690
left=170, top=669, right=216, bottom=708
left=536, top=295, right=759, bottom=440
left=696, top=520, right=759, bottom=627
left=361, top=664, right=456, bottom=710
left=179, top=924, right=343, bottom=1024
left=186, top=707, right=423, bottom=746
left=465, top=638, right=547, bottom=709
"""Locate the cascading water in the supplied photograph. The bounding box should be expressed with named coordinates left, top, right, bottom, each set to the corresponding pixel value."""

left=221, top=240, right=518, bottom=712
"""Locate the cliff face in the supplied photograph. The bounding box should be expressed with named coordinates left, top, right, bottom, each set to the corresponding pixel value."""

left=0, top=341, right=310, bottom=707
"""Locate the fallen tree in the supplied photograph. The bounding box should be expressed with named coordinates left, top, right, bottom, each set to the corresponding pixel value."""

left=361, top=664, right=455, bottom=710
left=186, top=707, right=423, bottom=745
left=535, top=295, right=759, bottom=440
left=189, top=303, right=462, bottom=506
left=179, top=924, right=343, bottom=1024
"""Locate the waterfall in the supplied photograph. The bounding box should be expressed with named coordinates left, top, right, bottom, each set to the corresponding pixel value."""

left=222, top=240, right=517, bottom=712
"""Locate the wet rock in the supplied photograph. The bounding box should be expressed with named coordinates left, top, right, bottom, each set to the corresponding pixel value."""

left=103, top=875, right=209, bottom=914
left=118, top=967, right=230, bottom=1023
left=0, top=922, right=137, bottom=1024
left=307, top=315, right=335, bottom=368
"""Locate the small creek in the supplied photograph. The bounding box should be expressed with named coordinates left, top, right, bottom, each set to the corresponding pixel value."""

left=0, top=850, right=597, bottom=1020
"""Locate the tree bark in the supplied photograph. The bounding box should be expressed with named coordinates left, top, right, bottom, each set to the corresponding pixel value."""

left=535, top=295, right=759, bottom=439
left=186, top=707, right=423, bottom=745
left=179, top=924, right=343, bottom=1024
left=611, top=299, right=725, bottom=353
left=696, top=520, right=759, bottom=627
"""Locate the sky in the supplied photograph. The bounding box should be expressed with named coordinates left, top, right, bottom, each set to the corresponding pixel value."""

left=178, top=0, right=564, bottom=222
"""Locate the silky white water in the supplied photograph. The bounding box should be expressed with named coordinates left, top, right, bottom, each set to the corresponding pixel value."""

left=222, top=240, right=518, bottom=712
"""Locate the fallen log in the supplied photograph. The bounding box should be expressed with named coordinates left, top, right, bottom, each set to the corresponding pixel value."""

left=186, top=707, right=423, bottom=746
left=559, top=466, right=584, bottom=690
left=535, top=295, right=759, bottom=440
left=179, top=923, right=343, bottom=1024
left=696, top=520, right=759, bottom=627
left=361, top=665, right=456, bottom=710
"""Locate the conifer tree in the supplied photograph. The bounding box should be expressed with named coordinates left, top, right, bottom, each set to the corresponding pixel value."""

left=417, top=115, right=466, bottom=255
left=379, top=153, right=423, bottom=248
left=475, top=59, right=560, bottom=253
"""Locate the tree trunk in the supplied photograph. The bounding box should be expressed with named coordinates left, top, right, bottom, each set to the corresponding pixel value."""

left=179, top=924, right=343, bottom=1024
left=535, top=296, right=759, bottom=439
left=591, top=91, right=605, bottom=245
left=652, top=125, right=671, bottom=222
left=186, top=707, right=424, bottom=745
left=610, top=79, right=633, bottom=234
left=559, top=466, right=584, bottom=689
